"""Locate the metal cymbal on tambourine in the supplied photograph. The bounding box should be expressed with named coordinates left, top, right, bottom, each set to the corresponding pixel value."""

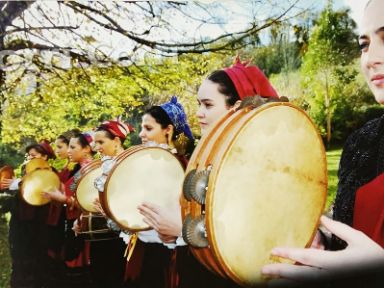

left=25, top=158, right=51, bottom=174
left=20, top=169, right=60, bottom=206
left=182, top=214, right=209, bottom=248
left=182, top=169, right=196, bottom=201
left=189, top=169, right=210, bottom=204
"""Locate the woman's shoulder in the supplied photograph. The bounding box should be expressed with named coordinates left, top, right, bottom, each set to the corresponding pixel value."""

left=343, top=115, right=384, bottom=151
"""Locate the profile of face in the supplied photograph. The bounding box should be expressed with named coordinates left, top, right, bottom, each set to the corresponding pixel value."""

left=54, top=138, right=69, bottom=160
left=94, top=130, right=120, bottom=157
left=68, top=138, right=90, bottom=163
left=360, top=0, right=384, bottom=104
left=196, top=79, right=232, bottom=135
left=139, top=114, right=170, bottom=145
left=27, top=148, right=47, bottom=161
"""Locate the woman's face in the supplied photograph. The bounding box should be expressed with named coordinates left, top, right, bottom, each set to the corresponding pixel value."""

left=27, top=148, right=46, bottom=161
left=360, top=0, right=384, bottom=104
left=139, top=114, right=169, bottom=145
left=94, top=130, right=119, bottom=157
left=68, top=138, right=90, bottom=163
left=196, top=79, right=231, bottom=135
left=55, top=138, right=69, bottom=160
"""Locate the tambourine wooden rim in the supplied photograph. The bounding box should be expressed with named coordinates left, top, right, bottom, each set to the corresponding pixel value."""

left=182, top=102, right=327, bottom=286
left=78, top=212, right=118, bottom=241
left=20, top=168, right=60, bottom=206
left=75, top=159, right=102, bottom=212
left=181, top=107, right=253, bottom=277
left=24, top=158, right=51, bottom=174
left=103, top=145, right=185, bottom=232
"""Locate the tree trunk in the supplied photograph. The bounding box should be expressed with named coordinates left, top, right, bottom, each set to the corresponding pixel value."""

left=324, top=72, right=332, bottom=147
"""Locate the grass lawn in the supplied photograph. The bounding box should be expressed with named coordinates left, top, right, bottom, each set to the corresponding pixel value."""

left=0, top=148, right=342, bottom=286
left=326, top=148, right=342, bottom=211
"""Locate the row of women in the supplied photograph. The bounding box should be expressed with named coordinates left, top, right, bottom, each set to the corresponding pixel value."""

left=1, top=2, right=384, bottom=285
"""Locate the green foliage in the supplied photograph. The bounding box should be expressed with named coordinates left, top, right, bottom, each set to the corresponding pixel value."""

left=1, top=66, right=144, bottom=145
left=300, top=4, right=361, bottom=144
left=0, top=143, right=24, bottom=168
left=1, top=52, right=231, bottom=152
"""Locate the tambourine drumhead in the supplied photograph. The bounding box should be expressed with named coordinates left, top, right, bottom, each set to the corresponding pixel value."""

left=0, top=166, right=14, bottom=182
left=105, top=147, right=184, bottom=231
left=76, top=160, right=102, bottom=213
left=183, top=103, right=327, bottom=286
left=20, top=169, right=60, bottom=206
left=25, top=158, right=50, bottom=174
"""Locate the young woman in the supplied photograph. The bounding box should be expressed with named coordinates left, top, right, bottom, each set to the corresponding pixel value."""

left=44, top=130, right=80, bottom=286
left=139, top=64, right=279, bottom=288
left=0, top=140, right=56, bottom=287
left=119, top=96, right=194, bottom=288
left=90, top=119, right=133, bottom=288
left=261, top=0, right=384, bottom=286
left=43, top=132, right=95, bottom=288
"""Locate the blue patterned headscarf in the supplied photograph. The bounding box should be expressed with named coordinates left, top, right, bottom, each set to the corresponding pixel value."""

left=160, top=96, right=194, bottom=141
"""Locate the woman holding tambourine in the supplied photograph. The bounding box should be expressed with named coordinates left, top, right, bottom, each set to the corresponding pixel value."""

left=89, top=119, right=134, bottom=288
left=141, top=59, right=327, bottom=288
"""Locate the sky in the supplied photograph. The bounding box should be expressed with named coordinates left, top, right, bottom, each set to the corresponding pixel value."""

left=7, top=0, right=371, bottom=69
left=341, top=0, right=369, bottom=30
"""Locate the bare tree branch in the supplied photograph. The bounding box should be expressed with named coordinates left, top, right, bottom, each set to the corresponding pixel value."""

left=2, top=25, right=80, bottom=37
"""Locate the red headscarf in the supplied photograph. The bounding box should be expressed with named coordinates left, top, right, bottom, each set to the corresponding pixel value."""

left=99, top=120, right=134, bottom=140
left=224, top=56, right=279, bottom=100
left=38, top=140, right=56, bottom=160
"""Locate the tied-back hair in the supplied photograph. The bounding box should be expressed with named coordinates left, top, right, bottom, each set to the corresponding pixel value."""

left=57, top=129, right=81, bottom=145
left=144, top=106, right=194, bottom=156
left=207, top=70, right=240, bottom=107
left=145, top=106, right=176, bottom=139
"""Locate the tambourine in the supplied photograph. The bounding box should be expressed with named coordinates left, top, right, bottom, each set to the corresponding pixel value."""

left=75, top=160, right=102, bottom=213
left=20, top=159, right=60, bottom=206
left=181, top=102, right=327, bottom=286
left=101, top=145, right=185, bottom=232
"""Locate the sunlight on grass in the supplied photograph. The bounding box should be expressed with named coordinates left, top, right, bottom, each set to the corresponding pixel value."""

left=326, top=148, right=342, bottom=211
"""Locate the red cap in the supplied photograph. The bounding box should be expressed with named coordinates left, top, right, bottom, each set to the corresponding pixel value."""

left=38, top=140, right=56, bottom=160
left=224, top=56, right=279, bottom=100
left=99, top=120, right=133, bottom=139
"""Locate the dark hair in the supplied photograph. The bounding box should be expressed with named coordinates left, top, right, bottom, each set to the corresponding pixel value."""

left=57, top=129, right=80, bottom=145
left=56, top=135, right=69, bottom=145
left=72, top=133, right=96, bottom=155
left=207, top=70, right=240, bottom=106
left=26, top=144, right=50, bottom=158
left=144, top=106, right=177, bottom=140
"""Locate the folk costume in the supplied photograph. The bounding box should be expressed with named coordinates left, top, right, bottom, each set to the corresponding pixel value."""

left=89, top=120, right=133, bottom=288
left=333, top=114, right=384, bottom=249
left=7, top=141, right=56, bottom=288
